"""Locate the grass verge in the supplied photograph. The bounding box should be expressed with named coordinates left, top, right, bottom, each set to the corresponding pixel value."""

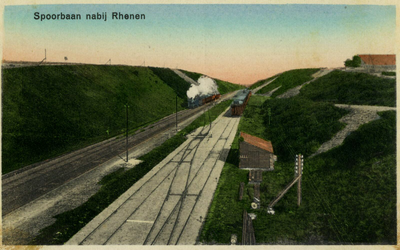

left=30, top=100, right=231, bottom=245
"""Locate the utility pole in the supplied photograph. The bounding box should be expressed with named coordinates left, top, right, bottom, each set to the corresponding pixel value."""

left=210, top=103, right=213, bottom=130
left=267, top=153, right=304, bottom=214
left=268, top=108, right=271, bottom=125
left=125, top=104, right=130, bottom=162
left=295, top=154, right=304, bottom=206
left=176, top=86, right=178, bottom=132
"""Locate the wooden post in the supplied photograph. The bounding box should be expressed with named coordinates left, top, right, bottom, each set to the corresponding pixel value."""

left=297, top=154, right=303, bottom=206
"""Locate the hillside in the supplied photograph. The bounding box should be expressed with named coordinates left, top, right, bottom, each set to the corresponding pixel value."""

left=201, top=70, right=396, bottom=244
left=299, top=70, right=396, bottom=107
left=2, top=65, right=190, bottom=173
left=248, top=74, right=279, bottom=90
left=180, top=69, right=245, bottom=95
left=256, top=68, right=320, bottom=97
left=148, top=67, right=192, bottom=106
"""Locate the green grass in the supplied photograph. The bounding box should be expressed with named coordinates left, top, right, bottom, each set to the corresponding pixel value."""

left=245, top=96, right=349, bottom=161
left=180, top=69, right=202, bottom=82
left=199, top=134, right=251, bottom=244
left=30, top=99, right=231, bottom=245
left=248, top=74, right=279, bottom=90
left=299, top=70, right=396, bottom=107
left=148, top=67, right=191, bottom=105
left=2, top=65, right=187, bottom=174
left=180, top=100, right=231, bottom=136
left=214, top=79, right=245, bottom=95
left=381, top=71, right=396, bottom=76
left=180, top=69, right=244, bottom=95
left=201, top=91, right=396, bottom=244
left=257, top=68, right=320, bottom=97
left=253, top=111, right=396, bottom=244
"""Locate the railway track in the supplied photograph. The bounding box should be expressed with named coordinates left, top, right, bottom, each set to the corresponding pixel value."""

left=66, top=108, right=240, bottom=245
left=2, top=99, right=227, bottom=216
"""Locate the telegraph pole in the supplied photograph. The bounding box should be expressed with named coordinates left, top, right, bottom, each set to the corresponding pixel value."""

left=176, top=86, right=178, bottom=132
left=267, top=153, right=304, bottom=214
left=295, top=154, right=304, bottom=206
left=125, top=104, right=130, bottom=162
left=268, top=108, right=271, bottom=125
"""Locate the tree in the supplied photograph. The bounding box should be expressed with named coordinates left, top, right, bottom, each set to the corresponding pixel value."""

left=344, top=55, right=361, bottom=67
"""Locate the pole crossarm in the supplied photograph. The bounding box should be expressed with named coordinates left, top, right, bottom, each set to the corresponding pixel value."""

left=268, top=175, right=300, bottom=209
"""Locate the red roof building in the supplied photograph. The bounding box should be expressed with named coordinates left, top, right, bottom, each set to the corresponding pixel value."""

left=240, top=132, right=274, bottom=153
left=239, top=132, right=277, bottom=171
left=358, top=54, right=396, bottom=66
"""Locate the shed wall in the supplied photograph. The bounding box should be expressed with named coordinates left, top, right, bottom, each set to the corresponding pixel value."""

left=239, top=142, right=274, bottom=170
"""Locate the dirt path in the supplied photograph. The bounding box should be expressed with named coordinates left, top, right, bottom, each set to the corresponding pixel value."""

left=277, top=68, right=334, bottom=99
left=252, top=77, right=278, bottom=94
left=172, top=69, right=199, bottom=86
left=311, top=104, right=396, bottom=157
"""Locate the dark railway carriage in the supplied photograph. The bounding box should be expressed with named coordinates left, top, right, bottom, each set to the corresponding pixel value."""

left=231, top=89, right=252, bottom=116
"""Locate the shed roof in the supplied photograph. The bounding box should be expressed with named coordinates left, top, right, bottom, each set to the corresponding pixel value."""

left=358, top=54, right=396, bottom=66
left=240, top=132, right=273, bottom=153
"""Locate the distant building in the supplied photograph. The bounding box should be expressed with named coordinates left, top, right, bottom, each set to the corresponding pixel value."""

left=239, top=132, right=277, bottom=171
left=358, top=54, right=396, bottom=72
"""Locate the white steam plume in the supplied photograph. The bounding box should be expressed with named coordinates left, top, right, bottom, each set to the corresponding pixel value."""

left=187, top=75, right=219, bottom=99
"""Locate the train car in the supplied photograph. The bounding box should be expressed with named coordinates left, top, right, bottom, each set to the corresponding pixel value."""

left=202, top=94, right=214, bottom=105
left=188, top=93, right=221, bottom=108
left=231, top=89, right=252, bottom=116
left=201, top=93, right=221, bottom=105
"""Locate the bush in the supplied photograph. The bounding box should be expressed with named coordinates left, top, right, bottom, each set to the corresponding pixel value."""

left=382, top=71, right=396, bottom=76
left=299, top=70, right=396, bottom=107
left=344, top=55, right=361, bottom=67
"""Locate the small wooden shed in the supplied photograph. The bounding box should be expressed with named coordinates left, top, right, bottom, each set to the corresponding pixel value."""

left=239, top=132, right=277, bottom=171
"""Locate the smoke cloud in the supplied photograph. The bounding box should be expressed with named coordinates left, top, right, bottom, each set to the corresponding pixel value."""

left=187, top=75, right=219, bottom=99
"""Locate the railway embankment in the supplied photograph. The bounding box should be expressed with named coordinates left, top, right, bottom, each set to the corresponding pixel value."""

left=2, top=64, right=242, bottom=175
left=200, top=69, right=396, bottom=244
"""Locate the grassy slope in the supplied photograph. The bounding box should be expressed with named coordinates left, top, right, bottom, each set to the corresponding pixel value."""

left=2, top=65, right=187, bottom=174
left=299, top=70, right=396, bottom=107
left=257, top=68, right=320, bottom=97
left=248, top=74, right=279, bottom=90
left=31, top=100, right=232, bottom=245
left=254, top=111, right=396, bottom=244
left=201, top=92, right=396, bottom=243
left=148, top=67, right=191, bottom=106
left=200, top=95, right=348, bottom=244
left=180, top=69, right=244, bottom=95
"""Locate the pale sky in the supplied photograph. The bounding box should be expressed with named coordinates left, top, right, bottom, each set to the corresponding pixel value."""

left=3, top=4, right=396, bottom=85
